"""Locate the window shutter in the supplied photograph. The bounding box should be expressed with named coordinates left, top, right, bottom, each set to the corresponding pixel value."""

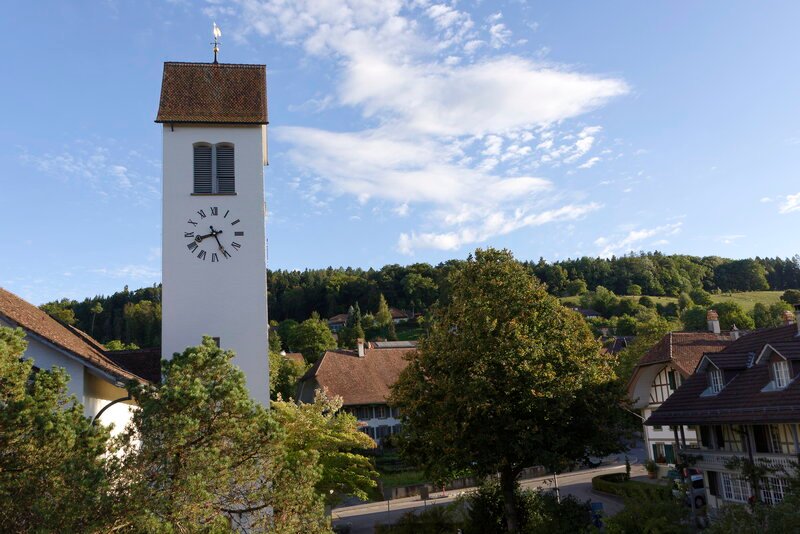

left=707, top=470, right=718, bottom=496
left=193, top=145, right=212, bottom=194
left=216, top=144, right=235, bottom=193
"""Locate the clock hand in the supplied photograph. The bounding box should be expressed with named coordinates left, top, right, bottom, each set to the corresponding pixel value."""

left=194, top=232, right=214, bottom=242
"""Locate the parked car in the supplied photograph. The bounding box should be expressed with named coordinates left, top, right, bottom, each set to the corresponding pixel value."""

left=672, top=472, right=705, bottom=509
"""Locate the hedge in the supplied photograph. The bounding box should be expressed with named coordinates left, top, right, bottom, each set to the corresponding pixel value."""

left=591, top=473, right=671, bottom=500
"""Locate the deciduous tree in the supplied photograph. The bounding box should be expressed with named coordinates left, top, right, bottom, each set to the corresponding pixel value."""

left=391, top=249, right=630, bottom=533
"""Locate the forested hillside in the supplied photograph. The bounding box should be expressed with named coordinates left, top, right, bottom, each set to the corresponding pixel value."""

left=38, top=253, right=800, bottom=348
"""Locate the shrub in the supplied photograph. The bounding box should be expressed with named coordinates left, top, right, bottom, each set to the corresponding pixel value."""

left=591, top=473, right=670, bottom=500
left=375, top=506, right=462, bottom=533
left=781, top=289, right=800, bottom=305
left=461, top=480, right=592, bottom=534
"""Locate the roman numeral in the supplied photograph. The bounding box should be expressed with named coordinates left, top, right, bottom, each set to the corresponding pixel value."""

left=234, top=231, right=244, bottom=236
left=187, top=219, right=198, bottom=226
left=224, top=210, right=229, bottom=218
left=197, top=209, right=207, bottom=219
left=210, top=207, right=218, bottom=216
left=222, top=249, right=231, bottom=259
left=197, top=250, right=207, bottom=260
left=187, top=242, right=198, bottom=252
left=230, top=219, right=240, bottom=225
left=231, top=241, right=241, bottom=250
left=184, top=232, right=195, bottom=238
left=211, top=253, right=219, bottom=263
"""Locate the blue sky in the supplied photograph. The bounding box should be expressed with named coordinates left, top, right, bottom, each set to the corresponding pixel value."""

left=2, top=1, right=800, bottom=305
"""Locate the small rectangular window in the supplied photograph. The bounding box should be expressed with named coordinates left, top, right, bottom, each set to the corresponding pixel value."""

left=774, top=360, right=791, bottom=388
left=216, top=144, right=235, bottom=193
left=193, top=145, right=212, bottom=193
left=709, top=369, right=723, bottom=393
left=668, top=370, right=677, bottom=391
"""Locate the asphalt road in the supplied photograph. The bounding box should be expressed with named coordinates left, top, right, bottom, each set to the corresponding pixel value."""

left=332, top=460, right=645, bottom=534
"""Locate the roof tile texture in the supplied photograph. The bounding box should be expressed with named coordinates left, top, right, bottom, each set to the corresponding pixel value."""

left=636, top=332, right=731, bottom=375
left=648, top=324, right=800, bottom=425
left=0, top=287, right=144, bottom=383
left=300, top=347, right=412, bottom=405
left=156, top=62, right=267, bottom=124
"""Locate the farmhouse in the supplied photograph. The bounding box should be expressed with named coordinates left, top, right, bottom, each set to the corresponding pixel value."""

left=627, top=310, right=731, bottom=471
left=296, top=340, right=413, bottom=444
left=0, top=287, right=158, bottom=435
left=647, top=306, right=800, bottom=508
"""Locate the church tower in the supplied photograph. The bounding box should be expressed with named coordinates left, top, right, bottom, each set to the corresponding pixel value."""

left=156, top=61, right=269, bottom=405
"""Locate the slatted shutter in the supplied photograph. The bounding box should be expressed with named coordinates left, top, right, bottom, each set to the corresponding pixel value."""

left=216, top=144, right=235, bottom=193
left=193, top=144, right=212, bottom=194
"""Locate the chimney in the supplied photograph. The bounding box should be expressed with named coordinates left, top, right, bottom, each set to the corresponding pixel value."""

left=357, top=338, right=365, bottom=358
left=795, top=304, right=800, bottom=336
left=730, top=325, right=740, bottom=341
left=707, top=310, right=721, bottom=334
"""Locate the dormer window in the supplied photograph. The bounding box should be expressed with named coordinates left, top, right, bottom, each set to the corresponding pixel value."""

left=773, top=360, right=791, bottom=389
left=193, top=143, right=235, bottom=194
left=709, top=368, right=724, bottom=394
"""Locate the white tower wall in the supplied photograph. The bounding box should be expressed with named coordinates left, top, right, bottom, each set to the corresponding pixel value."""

left=161, top=124, right=269, bottom=405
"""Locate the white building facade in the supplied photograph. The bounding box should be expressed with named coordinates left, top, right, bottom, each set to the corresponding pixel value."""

left=157, top=62, right=270, bottom=405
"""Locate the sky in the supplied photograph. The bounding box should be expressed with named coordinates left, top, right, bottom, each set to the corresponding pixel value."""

left=2, top=1, right=800, bottom=305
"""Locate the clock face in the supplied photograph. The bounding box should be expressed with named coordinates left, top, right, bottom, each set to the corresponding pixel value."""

left=184, top=206, right=244, bottom=262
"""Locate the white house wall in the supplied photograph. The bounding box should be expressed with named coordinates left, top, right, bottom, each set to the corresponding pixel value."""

left=83, top=370, right=136, bottom=437
left=161, top=124, right=269, bottom=405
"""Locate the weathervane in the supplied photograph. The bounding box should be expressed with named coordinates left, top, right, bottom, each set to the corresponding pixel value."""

left=212, top=22, right=222, bottom=64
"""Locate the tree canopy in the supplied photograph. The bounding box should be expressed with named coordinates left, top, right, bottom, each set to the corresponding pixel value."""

left=391, top=248, right=631, bottom=532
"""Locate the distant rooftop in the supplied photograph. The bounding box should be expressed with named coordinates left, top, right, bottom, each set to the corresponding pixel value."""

left=155, top=62, right=268, bottom=125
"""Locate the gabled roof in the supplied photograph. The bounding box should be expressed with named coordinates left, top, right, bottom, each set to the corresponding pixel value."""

left=155, top=62, right=268, bottom=125
left=647, top=324, right=800, bottom=425
left=635, top=332, right=731, bottom=376
left=389, top=308, right=409, bottom=320
left=299, top=347, right=413, bottom=405
left=0, top=287, right=145, bottom=384
left=327, top=314, right=349, bottom=325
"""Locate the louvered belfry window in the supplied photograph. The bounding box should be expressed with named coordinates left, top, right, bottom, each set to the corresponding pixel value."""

left=216, top=144, right=235, bottom=194
left=192, top=143, right=235, bottom=194
left=193, top=144, right=213, bottom=194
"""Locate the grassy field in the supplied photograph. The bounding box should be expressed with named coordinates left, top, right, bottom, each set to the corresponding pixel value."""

left=562, top=290, right=784, bottom=312
left=379, top=470, right=428, bottom=489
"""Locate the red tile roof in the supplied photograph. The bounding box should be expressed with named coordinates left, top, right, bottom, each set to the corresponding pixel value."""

left=0, top=287, right=146, bottom=383
left=299, top=347, right=413, bottom=405
left=155, top=62, right=267, bottom=124
left=327, top=314, right=349, bottom=325
left=647, top=324, right=800, bottom=425
left=105, top=347, right=162, bottom=383
left=635, top=331, right=731, bottom=376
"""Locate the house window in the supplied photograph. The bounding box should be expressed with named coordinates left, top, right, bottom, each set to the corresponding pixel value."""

left=357, top=406, right=373, bottom=420
left=375, top=405, right=389, bottom=419
left=773, top=360, right=791, bottom=389
left=193, top=143, right=235, bottom=194
left=376, top=425, right=391, bottom=439
left=721, top=473, right=750, bottom=503
left=667, top=370, right=677, bottom=391
left=708, top=369, right=724, bottom=394
left=761, top=477, right=788, bottom=505
left=392, top=424, right=402, bottom=435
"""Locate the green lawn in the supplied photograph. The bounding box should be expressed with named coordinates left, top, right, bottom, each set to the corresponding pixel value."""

left=562, top=291, right=784, bottom=312
left=379, top=469, right=428, bottom=489
left=396, top=325, right=424, bottom=341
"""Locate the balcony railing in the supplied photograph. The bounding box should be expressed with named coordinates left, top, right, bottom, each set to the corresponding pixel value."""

left=679, top=447, right=798, bottom=473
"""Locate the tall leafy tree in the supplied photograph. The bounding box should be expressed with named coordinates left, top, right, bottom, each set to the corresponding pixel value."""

left=0, top=326, right=114, bottom=532
left=391, top=249, right=630, bottom=533
left=288, top=312, right=337, bottom=364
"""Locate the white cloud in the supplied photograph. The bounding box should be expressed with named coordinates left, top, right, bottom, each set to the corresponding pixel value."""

left=90, top=264, right=160, bottom=279
left=21, top=143, right=160, bottom=203
left=397, top=202, right=601, bottom=254
left=220, top=0, right=628, bottom=253
left=594, top=222, right=682, bottom=258
left=779, top=193, right=800, bottom=214
left=578, top=156, right=601, bottom=169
